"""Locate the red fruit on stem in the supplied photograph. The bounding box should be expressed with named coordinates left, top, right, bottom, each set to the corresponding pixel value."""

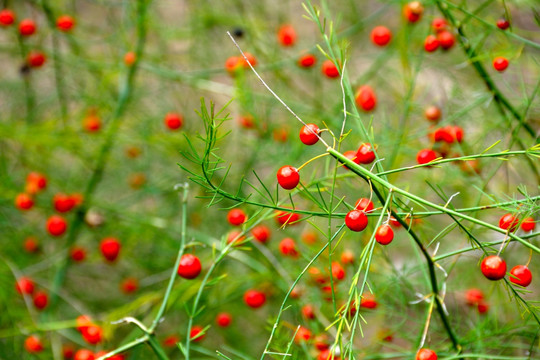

left=277, top=165, right=300, bottom=190
left=496, top=18, right=510, bottom=30
left=225, top=56, right=241, bottom=74
left=63, top=345, right=75, bottom=359
left=481, top=255, right=507, bottom=280
left=431, top=18, right=448, bottom=32
left=164, top=112, right=183, bottom=130
left=27, top=51, right=46, bottom=68
left=33, top=291, right=48, bottom=310
left=302, top=231, right=317, bottom=244
left=493, top=56, right=509, bottom=72
left=244, top=289, right=266, bottom=308
left=465, top=288, right=484, bottom=306
left=424, top=35, right=439, bottom=52
left=298, top=53, right=316, bottom=68
left=437, top=30, right=455, bottom=49
left=178, top=254, right=202, bottom=279
left=56, top=15, right=75, bottom=32
left=416, top=149, right=437, bottom=165
left=355, top=198, right=374, bottom=212
left=375, top=224, right=394, bottom=245
left=70, top=246, right=86, bottom=262
left=276, top=210, right=301, bottom=226
left=163, top=335, right=180, bottom=347
left=331, top=261, right=346, bottom=280
left=302, top=304, right=315, bottom=319
left=226, top=230, right=246, bottom=245
left=227, top=208, right=247, bottom=226
left=278, top=24, right=296, bottom=46
left=81, top=324, right=102, bottom=345
left=279, top=237, right=299, bottom=257
left=294, top=326, right=312, bottom=343
left=509, top=265, right=532, bottom=287
left=54, top=193, right=76, bottom=213
left=74, top=349, right=95, bottom=360
left=251, top=225, right=270, bottom=243
left=341, top=249, right=355, bottom=264
left=47, top=215, right=68, bottom=236
left=477, top=301, right=489, bottom=314
left=24, top=335, right=44, bottom=353
left=299, top=123, right=320, bottom=145
left=16, top=277, right=35, bottom=295
left=190, top=325, right=205, bottom=342
left=370, top=26, right=392, bottom=46
left=100, top=237, right=121, bottom=262
left=521, top=217, right=535, bottom=232
left=26, top=172, right=47, bottom=193
left=360, top=293, right=377, bottom=309
left=0, top=9, right=15, bottom=26
left=76, top=315, right=93, bottom=332
left=342, top=150, right=359, bottom=170
left=416, top=348, right=438, bottom=360
left=239, top=52, right=257, bottom=68
left=499, top=213, right=519, bottom=232
left=19, top=19, right=37, bottom=36
left=355, top=85, right=377, bottom=112
left=345, top=210, right=368, bottom=232
left=24, top=237, right=40, bottom=253
left=124, top=51, right=136, bottom=66
left=120, top=277, right=139, bottom=294
left=216, top=312, right=232, bottom=327
left=403, top=2, right=423, bottom=23
left=15, top=193, right=34, bottom=210
left=321, top=60, right=339, bottom=78
left=356, top=143, right=376, bottom=164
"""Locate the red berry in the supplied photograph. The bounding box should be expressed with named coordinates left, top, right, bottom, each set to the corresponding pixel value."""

left=341, top=249, right=355, bottom=264
left=63, top=345, right=75, bottom=359
left=345, top=210, right=368, bottom=232
left=360, top=293, right=377, bottom=309
left=375, top=224, right=394, bottom=245
left=56, top=15, right=75, bottom=32
left=100, top=237, right=121, bottom=262
left=15, top=193, right=34, bottom=210
left=190, top=325, right=205, bottom=342
left=279, top=237, right=299, bottom=257
left=318, top=349, right=340, bottom=360
left=294, top=326, right=312, bottom=343
left=120, top=277, right=139, bottom=294
left=431, top=18, right=448, bottom=32
left=437, top=30, right=455, bottom=50
left=76, top=315, right=93, bottom=332
left=124, top=51, right=136, bottom=66
left=0, top=9, right=15, bottom=26
left=19, top=19, right=37, bottom=36
left=225, top=56, right=241, bottom=74
left=227, top=208, right=247, bottom=226
left=465, top=288, right=484, bottom=306
left=424, top=35, right=439, bottom=52
left=356, top=143, right=376, bottom=164
left=276, top=210, right=301, bottom=226
left=355, top=85, right=377, bottom=112
left=481, top=255, right=507, bottom=280
left=355, top=198, right=374, bottom=212
left=27, top=51, right=46, bottom=68
left=177, top=254, right=202, bottom=279
left=24, top=335, right=43, bottom=353
left=302, top=231, right=318, bottom=244
left=164, top=112, right=183, bottom=130
left=493, top=56, right=509, bottom=72
left=240, top=52, right=257, bottom=68
left=477, top=301, right=489, bottom=314
left=277, top=165, right=300, bottom=190
left=342, top=150, right=359, bottom=170
left=277, top=24, right=296, bottom=46
left=47, top=215, right=68, bottom=236
left=302, top=304, right=315, bottom=319
left=298, top=53, right=316, bottom=68
left=244, top=289, right=266, bottom=308
left=70, top=246, right=86, bottom=262
left=496, top=18, right=510, bottom=30
left=81, top=324, right=103, bottom=345
left=370, top=26, right=392, bottom=46
left=299, top=123, right=320, bottom=145
left=251, top=225, right=270, bottom=243
left=33, top=291, right=49, bottom=310
left=83, top=114, right=101, bottom=133
left=403, top=2, right=423, bottom=23
left=24, top=237, right=40, bottom=253
left=74, top=349, right=95, bottom=360
left=238, top=115, right=255, bottom=129
left=331, top=261, right=345, bottom=280
left=163, top=335, right=180, bottom=347
left=16, top=277, right=35, bottom=295
left=416, top=149, right=437, bottom=165
left=521, top=217, right=535, bottom=232
left=227, top=230, right=246, bottom=245
left=499, top=213, right=519, bottom=232
left=26, top=172, right=47, bottom=193
left=216, top=312, right=232, bottom=327
left=509, top=265, right=532, bottom=287
left=416, top=348, right=438, bottom=360
left=321, top=60, right=339, bottom=78
left=53, top=193, right=76, bottom=213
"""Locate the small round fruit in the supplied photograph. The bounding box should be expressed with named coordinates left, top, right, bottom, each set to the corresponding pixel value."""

left=375, top=224, right=394, bottom=245
left=496, top=18, right=510, bottom=30
left=33, top=291, right=49, bottom=310
left=100, top=237, right=121, bottom=262
left=481, top=255, right=507, bottom=280
left=493, top=56, right=509, bottom=72
left=24, top=335, right=43, bottom=353
left=424, top=35, right=439, bottom=52
left=509, top=265, right=532, bottom=287
left=124, top=51, right=136, bottom=66
left=431, top=18, right=448, bottom=32
left=76, top=315, right=94, bottom=332
left=227, top=208, right=247, bottom=226
left=178, top=254, right=202, bottom=279
left=164, top=112, right=183, bottom=130
left=424, top=106, right=441, bottom=122
left=341, top=249, right=355, bottom=264
left=277, top=165, right=300, bottom=190
left=370, top=26, right=392, bottom=46
left=299, top=123, right=320, bottom=145
left=345, top=210, right=368, bottom=232
left=190, top=325, right=205, bottom=342
left=226, top=230, right=246, bottom=245
left=54, top=193, right=76, bottom=213
left=360, top=293, right=377, bottom=309
left=437, top=30, right=455, bottom=50
left=520, top=217, right=535, bottom=232
left=163, top=335, right=180, bottom=347
left=403, top=1, right=423, bottom=23
left=16, top=277, right=35, bottom=295
left=56, top=15, right=75, bottom=32
left=342, top=150, right=359, bottom=170
left=331, top=261, right=345, bottom=280
left=63, top=345, right=75, bottom=360
left=216, top=312, right=232, bottom=327
left=355, top=85, right=377, bottom=112
left=47, top=215, right=68, bottom=236
left=279, top=237, right=299, bottom=257
left=477, top=301, right=489, bottom=314
left=83, top=114, right=101, bottom=132
left=225, top=56, right=241, bottom=74
left=294, top=326, right=312, bottom=343
left=356, top=143, right=375, bottom=164
left=239, top=52, right=257, bottom=68
left=355, top=198, right=374, bottom=212
left=244, top=289, right=266, bottom=308
left=465, top=288, right=484, bottom=306
left=0, top=9, right=15, bottom=26
left=302, top=304, right=315, bottom=319
left=251, top=225, right=270, bottom=243
left=15, top=193, right=34, bottom=210
left=27, top=51, right=46, bottom=68
left=416, top=149, right=437, bottom=165
left=24, top=237, right=40, bottom=253
left=298, top=53, right=316, bottom=68
left=416, top=348, right=437, bottom=360
left=19, top=19, right=37, bottom=36
left=499, top=213, right=519, bottom=232
left=276, top=210, right=301, bottom=226
left=74, top=349, right=95, bottom=360
left=26, top=172, right=47, bottom=193
left=120, top=277, right=139, bottom=294
left=321, top=60, right=339, bottom=78
left=70, top=246, right=86, bottom=262
left=81, top=324, right=102, bottom=344
left=278, top=24, right=296, bottom=46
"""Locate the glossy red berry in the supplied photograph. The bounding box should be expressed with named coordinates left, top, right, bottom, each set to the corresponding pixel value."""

left=465, top=288, right=484, bottom=306
left=355, top=85, right=377, bottom=112
left=481, top=255, right=507, bottom=280
left=509, top=265, right=532, bottom=287
left=437, top=30, right=455, bottom=49
left=15, top=193, right=34, bottom=210
left=33, top=291, right=49, bottom=310
left=431, top=18, right=448, bottom=32
left=164, top=112, right=183, bottom=130
left=26, top=172, right=47, bottom=194
left=47, top=215, right=68, bottom=236
left=331, top=261, right=346, bottom=280
left=477, top=301, right=489, bottom=314
left=53, top=193, right=76, bottom=213
left=70, top=246, right=86, bottom=262
left=251, top=225, right=270, bottom=243
left=227, top=230, right=246, bottom=245
left=27, top=51, right=46, bottom=68
left=81, top=324, right=103, bottom=344
left=521, top=217, right=536, bottom=232
left=496, top=18, right=510, bottom=30
left=355, top=198, right=374, bottom=212
left=0, top=9, right=15, bottom=26
left=276, top=210, right=301, bottom=226
left=56, top=15, right=75, bottom=32
left=178, top=254, right=202, bottom=279
left=416, top=348, right=437, bottom=360
left=278, top=24, right=296, bottom=46
left=499, top=213, right=519, bottom=232
left=76, top=315, right=94, bottom=332
left=493, top=56, right=509, bottom=72
left=342, top=150, right=359, bottom=170
left=299, top=123, right=320, bottom=145
left=163, top=335, right=180, bottom=347
left=403, top=2, right=423, bottom=23
left=24, top=335, right=43, bottom=353
left=298, top=53, right=316, bottom=68
left=19, top=19, right=37, bottom=36
left=24, top=237, right=40, bottom=253
left=424, top=35, right=439, bottom=52
left=360, top=293, right=377, bottom=309
left=345, top=210, right=368, bottom=232
left=416, top=149, right=437, bottom=165
left=190, top=325, right=205, bottom=342
left=279, top=237, right=299, bottom=257
left=216, top=312, right=232, bottom=327
left=370, top=26, right=392, bottom=46
left=120, top=277, right=139, bottom=294
left=294, top=326, right=312, bottom=343
left=240, top=52, right=257, bottom=68
left=244, top=289, right=266, bottom=308
left=16, top=277, right=35, bottom=295
left=74, top=349, right=95, bottom=360
left=277, top=165, right=300, bottom=190
left=375, top=224, right=394, bottom=245
left=356, top=143, right=376, bottom=164
left=302, top=304, right=315, bottom=319
left=424, top=106, right=441, bottom=122
left=227, top=208, right=247, bottom=226
left=225, top=56, right=241, bottom=74
left=321, top=60, right=339, bottom=78
left=100, top=237, right=121, bottom=262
